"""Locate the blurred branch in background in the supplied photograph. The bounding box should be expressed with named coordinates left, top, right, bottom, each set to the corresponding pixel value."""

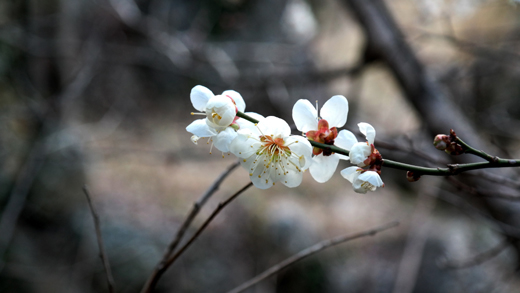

left=142, top=181, right=253, bottom=292
left=141, top=160, right=239, bottom=292
left=438, top=239, right=510, bottom=270
left=227, top=221, right=400, bottom=293
left=82, top=186, right=115, bottom=293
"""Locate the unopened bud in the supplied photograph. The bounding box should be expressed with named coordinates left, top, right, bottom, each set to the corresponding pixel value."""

left=445, top=142, right=464, bottom=155
left=406, top=171, right=421, bottom=182
left=433, top=134, right=449, bottom=150
left=230, top=123, right=240, bottom=131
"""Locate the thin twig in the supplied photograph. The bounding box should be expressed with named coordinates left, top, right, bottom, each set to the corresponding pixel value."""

left=456, top=137, right=496, bottom=162
left=438, top=239, right=509, bottom=269
left=226, top=221, right=400, bottom=293
left=141, top=181, right=253, bottom=293
left=141, top=160, right=240, bottom=292
left=83, top=185, right=115, bottom=293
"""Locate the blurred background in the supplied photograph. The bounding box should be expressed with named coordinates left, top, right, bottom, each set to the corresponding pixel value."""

left=1, top=0, right=520, bottom=292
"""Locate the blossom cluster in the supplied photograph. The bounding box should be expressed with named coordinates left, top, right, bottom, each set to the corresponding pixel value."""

left=186, top=85, right=384, bottom=193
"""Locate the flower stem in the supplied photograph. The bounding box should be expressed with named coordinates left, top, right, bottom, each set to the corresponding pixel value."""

left=456, top=137, right=497, bottom=162
left=381, top=159, right=520, bottom=176
left=236, top=111, right=520, bottom=177
left=309, top=141, right=350, bottom=157
left=236, top=112, right=259, bottom=124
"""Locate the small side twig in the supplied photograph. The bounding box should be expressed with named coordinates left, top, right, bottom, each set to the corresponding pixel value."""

left=141, top=181, right=253, bottom=293
left=226, top=221, right=400, bottom=293
left=141, top=160, right=240, bottom=292
left=83, top=185, right=115, bottom=293
left=438, top=239, right=509, bottom=269
left=455, top=137, right=497, bottom=162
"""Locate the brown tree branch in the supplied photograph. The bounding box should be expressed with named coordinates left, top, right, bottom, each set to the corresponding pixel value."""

left=226, top=221, right=400, bottom=293
left=141, top=160, right=240, bottom=292
left=83, top=185, right=115, bottom=293
left=438, top=239, right=509, bottom=269
left=141, top=181, right=253, bottom=293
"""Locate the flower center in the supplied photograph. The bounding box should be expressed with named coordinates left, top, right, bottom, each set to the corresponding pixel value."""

left=245, top=131, right=303, bottom=186
left=260, top=135, right=290, bottom=155
left=361, top=181, right=375, bottom=191
left=210, top=111, right=223, bottom=123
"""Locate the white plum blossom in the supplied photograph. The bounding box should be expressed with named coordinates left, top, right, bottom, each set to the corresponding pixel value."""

left=205, top=95, right=237, bottom=127
left=292, top=95, right=355, bottom=183
left=229, top=116, right=313, bottom=189
left=340, top=166, right=384, bottom=194
left=186, top=85, right=259, bottom=153
left=347, top=122, right=377, bottom=167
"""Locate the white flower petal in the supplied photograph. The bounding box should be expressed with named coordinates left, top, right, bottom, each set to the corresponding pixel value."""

left=309, top=154, right=340, bottom=183
left=186, top=119, right=217, bottom=137
left=190, top=135, right=200, bottom=145
left=320, top=95, right=349, bottom=128
left=352, top=182, right=369, bottom=194
left=292, top=99, right=318, bottom=133
left=205, top=96, right=236, bottom=127
left=229, top=129, right=262, bottom=158
left=258, top=116, right=291, bottom=137
left=335, top=130, right=358, bottom=152
left=239, top=154, right=256, bottom=170
left=250, top=162, right=272, bottom=189
left=222, top=90, right=245, bottom=112
left=358, top=122, right=376, bottom=145
left=340, top=166, right=360, bottom=184
left=279, top=167, right=303, bottom=188
left=358, top=171, right=384, bottom=190
left=337, top=154, right=349, bottom=161
left=213, top=127, right=237, bottom=152
left=284, top=136, right=313, bottom=170
left=190, top=85, right=214, bottom=111
left=349, top=142, right=372, bottom=167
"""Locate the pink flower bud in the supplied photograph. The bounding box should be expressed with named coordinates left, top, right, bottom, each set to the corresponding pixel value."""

left=433, top=134, right=449, bottom=150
